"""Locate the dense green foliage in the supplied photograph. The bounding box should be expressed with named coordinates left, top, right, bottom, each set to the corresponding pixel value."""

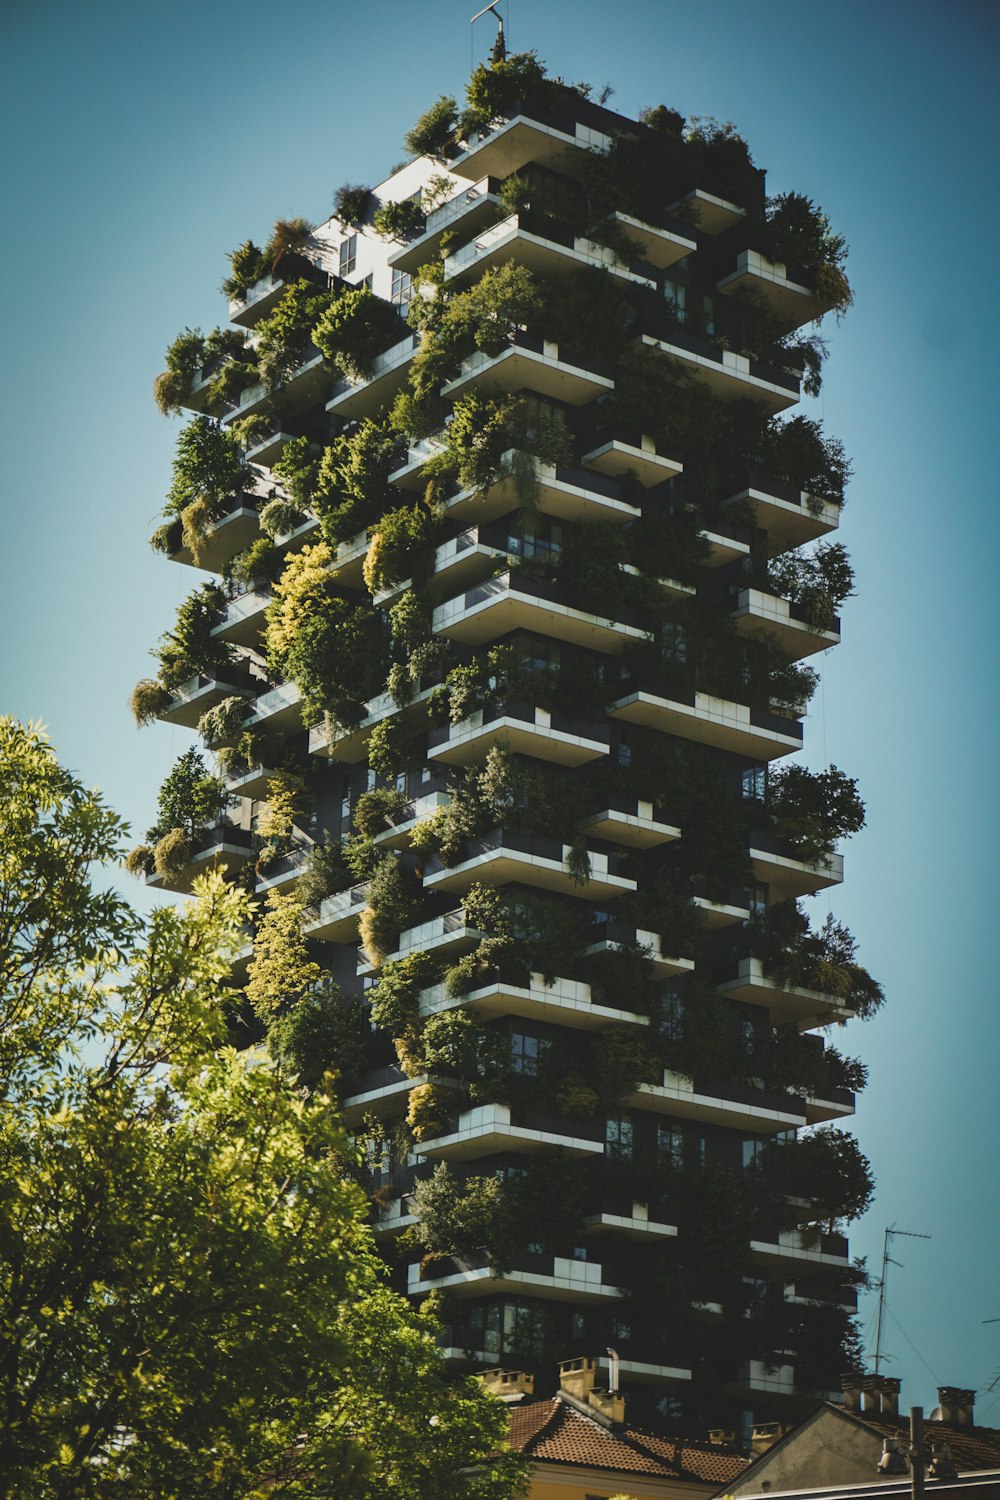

left=0, top=720, right=527, bottom=1500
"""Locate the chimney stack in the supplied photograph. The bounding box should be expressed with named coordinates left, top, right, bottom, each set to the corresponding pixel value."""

left=841, top=1372, right=900, bottom=1417
left=477, top=1368, right=535, bottom=1403
left=751, top=1422, right=791, bottom=1456
left=931, top=1387, right=975, bottom=1427
left=557, top=1356, right=625, bottom=1427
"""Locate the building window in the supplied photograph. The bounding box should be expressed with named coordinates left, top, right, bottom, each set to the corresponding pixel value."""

left=657, top=1122, right=684, bottom=1168
left=747, top=883, right=769, bottom=917
left=742, top=1137, right=765, bottom=1169
left=741, top=766, right=767, bottom=802
left=510, top=1031, right=549, bottom=1076
left=658, top=987, right=684, bottom=1041
left=611, top=1317, right=631, bottom=1340
left=605, top=1113, right=634, bottom=1159
left=339, top=233, right=357, bottom=277
left=660, top=621, right=687, bottom=666
left=361, top=272, right=373, bottom=291
left=664, top=278, right=687, bottom=323
left=507, top=515, right=562, bottom=564
left=503, top=1301, right=546, bottom=1358
left=469, top=1302, right=501, bottom=1358
left=571, top=1310, right=587, bottom=1342
left=391, top=266, right=412, bottom=312
left=616, top=730, right=631, bottom=768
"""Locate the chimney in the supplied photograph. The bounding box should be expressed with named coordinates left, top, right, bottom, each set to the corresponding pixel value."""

left=751, top=1422, right=791, bottom=1456
left=477, top=1368, right=535, bottom=1403
left=557, top=1356, right=625, bottom=1427
left=841, top=1372, right=864, bottom=1412
left=862, top=1376, right=883, bottom=1415
left=877, top=1377, right=901, bottom=1419
left=931, top=1387, right=975, bottom=1427
left=709, top=1429, right=738, bottom=1446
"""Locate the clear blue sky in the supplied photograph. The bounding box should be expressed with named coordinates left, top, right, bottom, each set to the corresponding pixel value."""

left=2, top=0, right=998, bottom=1419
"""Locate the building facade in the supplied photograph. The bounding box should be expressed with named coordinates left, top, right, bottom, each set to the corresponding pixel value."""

left=132, top=51, right=880, bottom=1434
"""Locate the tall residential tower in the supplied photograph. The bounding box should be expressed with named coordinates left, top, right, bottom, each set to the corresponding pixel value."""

left=132, top=51, right=880, bottom=1436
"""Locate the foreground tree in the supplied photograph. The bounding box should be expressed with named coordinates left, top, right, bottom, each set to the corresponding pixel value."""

left=0, top=719, right=526, bottom=1500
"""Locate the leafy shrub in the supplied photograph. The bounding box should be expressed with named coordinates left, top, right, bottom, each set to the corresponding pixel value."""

left=312, top=287, right=404, bottom=381
left=363, top=504, right=435, bottom=592
left=372, top=198, right=425, bottom=242
left=153, top=828, right=191, bottom=877
left=124, top=844, right=155, bottom=878
left=155, top=583, right=231, bottom=690
left=259, top=497, right=300, bottom=537
left=353, top=786, right=408, bottom=839
left=197, top=696, right=250, bottom=752
left=164, top=416, right=249, bottom=522
left=333, top=183, right=371, bottom=228
left=222, top=239, right=268, bottom=300
left=153, top=329, right=204, bottom=416
left=404, top=96, right=458, bottom=159
left=768, top=764, right=865, bottom=862
left=255, top=280, right=334, bottom=392
left=129, top=679, right=172, bottom=728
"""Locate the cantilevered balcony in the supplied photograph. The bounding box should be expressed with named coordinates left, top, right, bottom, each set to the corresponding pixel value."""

left=374, top=524, right=513, bottom=605
left=631, top=332, right=799, bottom=413
left=223, top=350, right=329, bottom=425
left=448, top=106, right=610, bottom=180
left=327, top=526, right=370, bottom=587
left=442, top=332, right=615, bottom=406
left=387, top=176, right=503, bottom=274
left=417, top=1102, right=605, bottom=1161
left=244, top=420, right=298, bottom=468
left=803, top=1084, right=855, bottom=1125
left=749, top=832, right=844, bottom=899
left=432, top=570, right=648, bottom=653
left=166, top=493, right=261, bottom=572
left=714, top=956, right=854, bottom=1029
left=428, top=701, right=609, bottom=769
left=422, top=829, right=637, bottom=901
left=442, top=454, right=641, bottom=527
left=325, top=332, right=416, bottom=420
left=418, top=970, right=650, bottom=1032
left=359, top=907, right=486, bottom=976
left=158, top=665, right=259, bottom=730
left=579, top=429, right=683, bottom=489
left=146, top=824, right=253, bottom=895
left=244, top=679, right=302, bottom=736
left=341, top=1064, right=457, bottom=1128
left=408, top=1249, right=624, bottom=1304
left=254, top=844, right=312, bottom=897
left=583, top=921, right=694, bottom=979
left=583, top=1202, right=678, bottom=1242
left=371, top=1195, right=417, bottom=1239
left=749, top=1225, right=850, bottom=1276
left=302, top=881, right=368, bottom=942
left=308, top=682, right=438, bottom=763
left=583, top=797, right=681, bottom=849
left=608, top=677, right=803, bottom=760
left=373, top=790, right=451, bottom=850
left=718, top=249, right=820, bottom=329
left=442, top=211, right=656, bottom=289
left=732, top=588, right=840, bottom=660
left=607, top=211, right=697, bottom=269
left=211, top=582, right=272, bottom=648
left=674, top=188, right=746, bottom=234
left=698, top=520, right=752, bottom=568
left=722, top=473, right=841, bottom=553
left=221, top=762, right=277, bottom=802
left=228, top=258, right=333, bottom=328
left=388, top=433, right=448, bottom=493
left=625, top=1069, right=806, bottom=1134
left=690, top=878, right=751, bottom=929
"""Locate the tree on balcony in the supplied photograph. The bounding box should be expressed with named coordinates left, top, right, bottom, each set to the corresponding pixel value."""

left=126, top=746, right=224, bottom=880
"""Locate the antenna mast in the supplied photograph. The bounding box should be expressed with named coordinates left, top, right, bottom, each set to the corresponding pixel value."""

left=873, top=1224, right=931, bottom=1375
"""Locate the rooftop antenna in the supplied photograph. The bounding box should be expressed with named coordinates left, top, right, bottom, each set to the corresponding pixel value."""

left=471, top=3, right=507, bottom=64
left=982, top=1319, right=1000, bottom=1393
left=873, top=1224, right=931, bottom=1376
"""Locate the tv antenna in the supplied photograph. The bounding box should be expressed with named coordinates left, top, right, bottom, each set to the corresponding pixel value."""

left=471, top=3, right=507, bottom=64
left=982, top=1318, right=1000, bottom=1393
left=873, top=1223, right=931, bottom=1375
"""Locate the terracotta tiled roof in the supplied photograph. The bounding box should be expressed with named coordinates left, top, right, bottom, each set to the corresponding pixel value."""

left=508, top=1397, right=750, bottom=1485
left=857, top=1413, right=1000, bottom=1474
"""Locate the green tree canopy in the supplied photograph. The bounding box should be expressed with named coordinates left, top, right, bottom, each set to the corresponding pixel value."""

left=0, top=718, right=527, bottom=1500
